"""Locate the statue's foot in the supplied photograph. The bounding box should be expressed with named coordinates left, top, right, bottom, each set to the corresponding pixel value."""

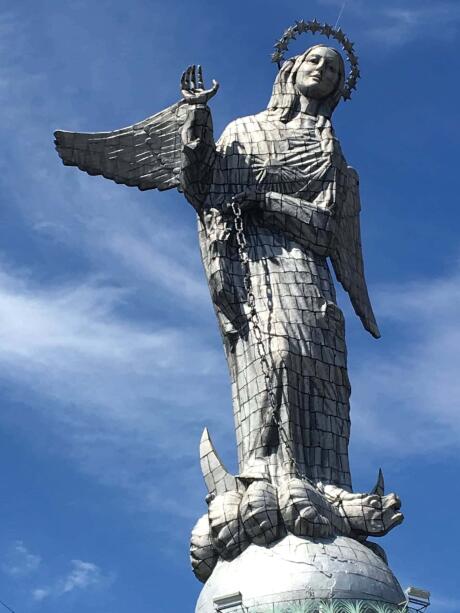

left=237, top=459, right=270, bottom=482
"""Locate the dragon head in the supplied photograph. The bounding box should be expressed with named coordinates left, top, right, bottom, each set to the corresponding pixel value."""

left=339, top=470, right=404, bottom=537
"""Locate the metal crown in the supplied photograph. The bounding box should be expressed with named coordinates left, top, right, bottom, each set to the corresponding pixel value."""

left=272, top=19, right=360, bottom=101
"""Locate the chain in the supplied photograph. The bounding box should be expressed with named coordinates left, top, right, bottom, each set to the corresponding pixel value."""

left=230, top=199, right=301, bottom=478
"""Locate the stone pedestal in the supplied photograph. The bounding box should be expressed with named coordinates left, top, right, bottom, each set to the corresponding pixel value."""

left=196, top=534, right=405, bottom=612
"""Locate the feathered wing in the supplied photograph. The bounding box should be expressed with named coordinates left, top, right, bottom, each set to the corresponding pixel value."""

left=330, top=167, right=381, bottom=339
left=54, top=101, right=189, bottom=191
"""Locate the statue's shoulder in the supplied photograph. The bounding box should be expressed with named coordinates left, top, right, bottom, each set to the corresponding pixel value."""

left=218, top=111, right=271, bottom=145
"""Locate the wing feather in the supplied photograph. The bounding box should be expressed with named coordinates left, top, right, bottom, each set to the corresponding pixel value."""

left=331, top=167, right=381, bottom=338
left=54, top=101, right=188, bottom=191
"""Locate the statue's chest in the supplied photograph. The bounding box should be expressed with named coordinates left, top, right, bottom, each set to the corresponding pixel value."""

left=244, top=128, right=330, bottom=193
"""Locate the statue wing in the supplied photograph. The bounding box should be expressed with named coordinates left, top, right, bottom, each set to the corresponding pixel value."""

left=330, top=167, right=381, bottom=339
left=54, top=101, right=188, bottom=191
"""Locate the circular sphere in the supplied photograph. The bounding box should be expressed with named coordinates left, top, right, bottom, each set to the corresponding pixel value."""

left=196, top=534, right=405, bottom=612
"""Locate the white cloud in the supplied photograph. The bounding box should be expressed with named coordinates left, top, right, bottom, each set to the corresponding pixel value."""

left=350, top=262, right=460, bottom=456
left=1, top=541, right=41, bottom=577
left=0, top=262, right=208, bottom=377
left=0, top=8, right=228, bottom=518
left=0, top=2, right=457, bottom=528
left=103, top=229, right=208, bottom=306
left=0, top=6, right=208, bottom=316
left=32, top=589, right=49, bottom=602
left=2, top=249, right=459, bottom=519
left=61, top=560, right=103, bottom=594
left=32, top=560, right=110, bottom=602
left=0, top=258, right=228, bottom=516
left=318, top=0, right=460, bottom=46
left=430, top=596, right=460, bottom=612
left=368, top=5, right=460, bottom=46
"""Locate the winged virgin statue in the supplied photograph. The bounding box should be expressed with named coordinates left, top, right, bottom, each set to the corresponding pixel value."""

left=55, top=23, right=403, bottom=583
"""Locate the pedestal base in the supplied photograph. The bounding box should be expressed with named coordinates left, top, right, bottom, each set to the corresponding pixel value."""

left=196, top=534, right=405, bottom=612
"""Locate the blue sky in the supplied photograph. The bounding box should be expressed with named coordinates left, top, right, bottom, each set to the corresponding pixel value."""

left=0, top=0, right=459, bottom=611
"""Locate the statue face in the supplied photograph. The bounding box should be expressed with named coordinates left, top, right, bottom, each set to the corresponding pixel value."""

left=296, top=47, right=341, bottom=100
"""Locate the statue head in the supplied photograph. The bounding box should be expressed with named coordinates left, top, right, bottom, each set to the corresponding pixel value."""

left=267, top=45, right=346, bottom=122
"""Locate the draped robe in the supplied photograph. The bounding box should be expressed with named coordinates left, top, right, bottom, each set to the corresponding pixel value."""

left=182, top=107, right=354, bottom=491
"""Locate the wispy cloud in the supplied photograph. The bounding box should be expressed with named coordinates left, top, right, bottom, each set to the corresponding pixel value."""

left=0, top=262, right=210, bottom=382
left=0, top=258, right=227, bottom=514
left=0, top=2, right=458, bottom=529
left=2, top=250, right=460, bottom=519
left=318, top=0, right=460, bottom=46
left=0, top=6, right=207, bottom=314
left=369, top=4, right=460, bottom=46
left=0, top=540, right=113, bottom=605
left=0, top=6, right=228, bottom=521
left=32, top=589, right=49, bottom=602
left=1, top=541, right=41, bottom=578
left=351, top=262, right=460, bottom=456
left=32, top=560, right=112, bottom=602
left=430, top=596, right=460, bottom=612
left=62, top=561, right=104, bottom=594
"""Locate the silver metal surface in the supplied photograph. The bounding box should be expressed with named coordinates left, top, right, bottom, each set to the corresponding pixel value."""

left=196, top=535, right=406, bottom=613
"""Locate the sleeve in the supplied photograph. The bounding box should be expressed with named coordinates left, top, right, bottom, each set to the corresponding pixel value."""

left=180, top=104, right=217, bottom=211
left=258, top=190, right=338, bottom=256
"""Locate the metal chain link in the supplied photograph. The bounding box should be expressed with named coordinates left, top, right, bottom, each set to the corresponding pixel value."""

left=230, top=199, right=301, bottom=477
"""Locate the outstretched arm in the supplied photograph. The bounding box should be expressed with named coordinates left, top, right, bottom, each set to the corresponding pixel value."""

left=180, top=65, right=219, bottom=212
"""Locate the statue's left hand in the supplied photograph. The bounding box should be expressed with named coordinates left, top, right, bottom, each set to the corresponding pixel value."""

left=181, top=65, right=219, bottom=105
left=227, top=189, right=266, bottom=214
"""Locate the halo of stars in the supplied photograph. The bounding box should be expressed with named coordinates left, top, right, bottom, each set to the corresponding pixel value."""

left=272, top=19, right=360, bottom=101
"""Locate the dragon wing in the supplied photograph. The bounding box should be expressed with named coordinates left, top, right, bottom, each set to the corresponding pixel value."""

left=54, top=100, right=188, bottom=191
left=330, top=166, right=380, bottom=339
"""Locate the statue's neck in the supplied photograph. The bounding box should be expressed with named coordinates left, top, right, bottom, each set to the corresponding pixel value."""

left=298, top=96, right=331, bottom=120
left=299, top=97, right=320, bottom=116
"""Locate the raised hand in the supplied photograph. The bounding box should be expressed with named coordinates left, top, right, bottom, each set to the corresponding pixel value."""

left=181, top=64, right=219, bottom=105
